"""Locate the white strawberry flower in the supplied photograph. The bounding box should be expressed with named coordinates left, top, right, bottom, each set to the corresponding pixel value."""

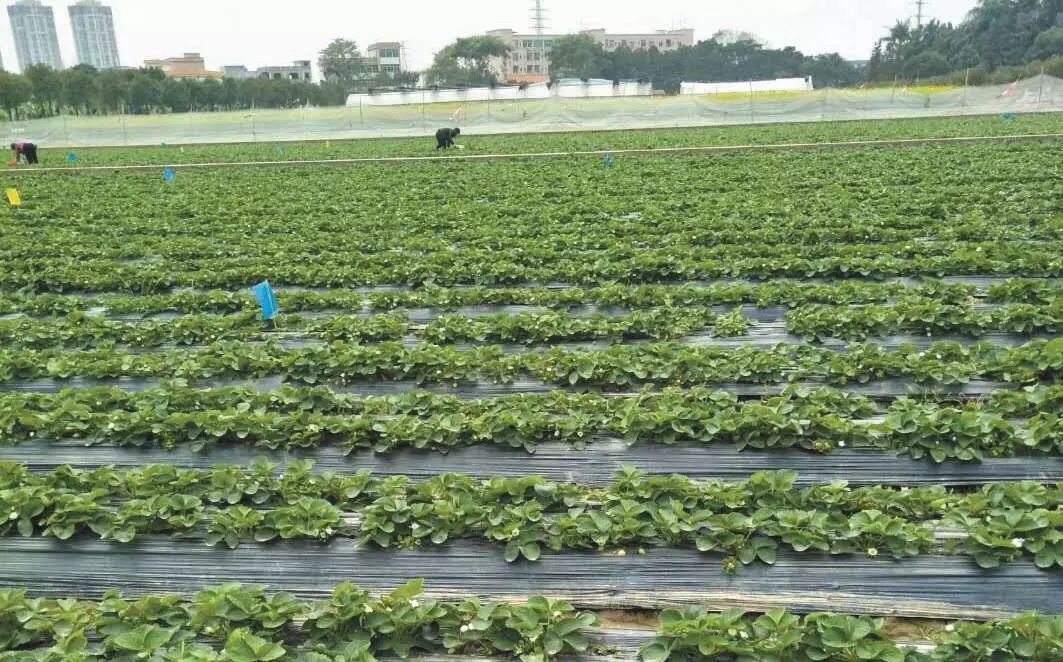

left=945, top=623, right=955, bottom=632
left=460, top=624, right=470, bottom=633
left=1011, top=537, right=1024, bottom=548
left=410, top=599, right=420, bottom=607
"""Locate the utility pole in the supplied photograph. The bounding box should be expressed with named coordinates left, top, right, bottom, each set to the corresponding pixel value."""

left=530, top=0, right=547, bottom=34
left=529, top=1, right=549, bottom=78
left=914, top=0, right=927, bottom=28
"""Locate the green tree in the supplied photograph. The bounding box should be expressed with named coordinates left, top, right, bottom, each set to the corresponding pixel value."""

left=0, top=71, right=31, bottom=120
left=193, top=78, right=224, bottom=111
left=60, top=65, right=97, bottom=114
left=802, top=53, right=862, bottom=87
left=220, top=77, right=240, bottom=110
left=316, top=80, right=349, bottom=106
left=96, top=69, right=131, bottom=112
left=549, top=34, right=606, bottom=80
left=23, top=64, right=62, bottom=117
left=904, top=50, right=953, bottom=79
left=425, top=36, right=509, bottom=86
left=870, top=0, right=1063, bottom=81
left=127, top=75, right=161, bottom=113
left=1027, top=26, right=1063, bottom=61
left=160, top=79, right=191, bottom=112
left=318, top=38, right=366, bottom=85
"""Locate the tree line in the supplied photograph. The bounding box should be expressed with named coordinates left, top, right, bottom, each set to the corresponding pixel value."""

left=0, top=64, right=349, bottom=120
left=544, top=32, right=863, bottom=93
left=0, top=37, right=418, bottom=121
left=870, top=0, right=1063, bottom=83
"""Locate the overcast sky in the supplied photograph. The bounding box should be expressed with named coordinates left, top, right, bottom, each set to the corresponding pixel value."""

left=2, top=0, right=979, bottom=75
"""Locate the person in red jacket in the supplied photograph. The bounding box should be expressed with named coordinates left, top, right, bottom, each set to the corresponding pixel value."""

left=10, top=141, right=38, bottom=165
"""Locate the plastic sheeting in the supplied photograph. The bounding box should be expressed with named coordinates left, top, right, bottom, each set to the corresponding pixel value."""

left=414, top=628, right=651, bottom=662
left=0, top=538, right=1056, bottom=618
left=8, top=76, right=1061, bottom=147
left=0, top=376, right=1018, bottom=398
left=5, top=439, right=1058, bottom=486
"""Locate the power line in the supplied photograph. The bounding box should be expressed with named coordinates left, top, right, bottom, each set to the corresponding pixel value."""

left=530, top=0, right=549, bottom=35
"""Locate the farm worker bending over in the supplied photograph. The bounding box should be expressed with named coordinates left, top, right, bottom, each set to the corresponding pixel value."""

left=435, top=127, right=460, bottom=150
left=10, top=141, right=38, bottom=165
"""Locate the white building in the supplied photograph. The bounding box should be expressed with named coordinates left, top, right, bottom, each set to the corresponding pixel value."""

left=8, top=0, right=63, bottom=71
left=258, top=60, right=313, bottom=81
left=367, top=42, right=405, bottom=73
left=68, top=0, right=120, bottom=69
left=487, top=28, right=694, bottom=82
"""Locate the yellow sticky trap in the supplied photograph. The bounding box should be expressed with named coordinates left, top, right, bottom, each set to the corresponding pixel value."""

left=6, top=188, right=21, bottom=207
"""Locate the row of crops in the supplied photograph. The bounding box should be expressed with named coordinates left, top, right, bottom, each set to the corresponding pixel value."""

left=0, top=295, right=1059, bottom=344
left=1, top=116, right=1061, bottom=660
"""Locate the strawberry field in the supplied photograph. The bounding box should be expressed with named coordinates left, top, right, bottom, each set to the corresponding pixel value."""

left=0, top=118, right=1061, bottom=660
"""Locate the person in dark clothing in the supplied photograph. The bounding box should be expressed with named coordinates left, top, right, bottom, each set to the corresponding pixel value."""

left=435, top=127, right=460, bottom=149
left=11, top=141, right=38, bottom=165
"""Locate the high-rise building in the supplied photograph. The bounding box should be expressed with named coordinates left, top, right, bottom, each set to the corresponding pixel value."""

left=69, top=0, right=120, bottom=69
left=8, top=0, right=63, bottom=71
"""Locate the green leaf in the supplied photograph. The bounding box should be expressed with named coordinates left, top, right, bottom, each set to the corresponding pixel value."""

left=112, top=624, right=175, bottom=653
left=639, top=641, right=671, bottom=662
left=388, top=578, right=424, bottom=602
left=520, top=542, right=541, bottom=561
left=224, top=631, right=285, bottom=662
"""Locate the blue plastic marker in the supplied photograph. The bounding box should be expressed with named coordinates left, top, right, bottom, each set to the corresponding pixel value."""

left=251, top=280, right=279, bottom=320
left=603, top=153, right=615, bottom=167
left=274, top=145, right=284, bottom=156
left=163, top=167, right=176, bottom=182
left=1002, top=112, right=1015, bottom=120
left=66, top=152, right=77, bottom=164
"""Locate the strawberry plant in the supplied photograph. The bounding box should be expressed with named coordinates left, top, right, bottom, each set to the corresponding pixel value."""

left=712, top=308, right=754, bottom=337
